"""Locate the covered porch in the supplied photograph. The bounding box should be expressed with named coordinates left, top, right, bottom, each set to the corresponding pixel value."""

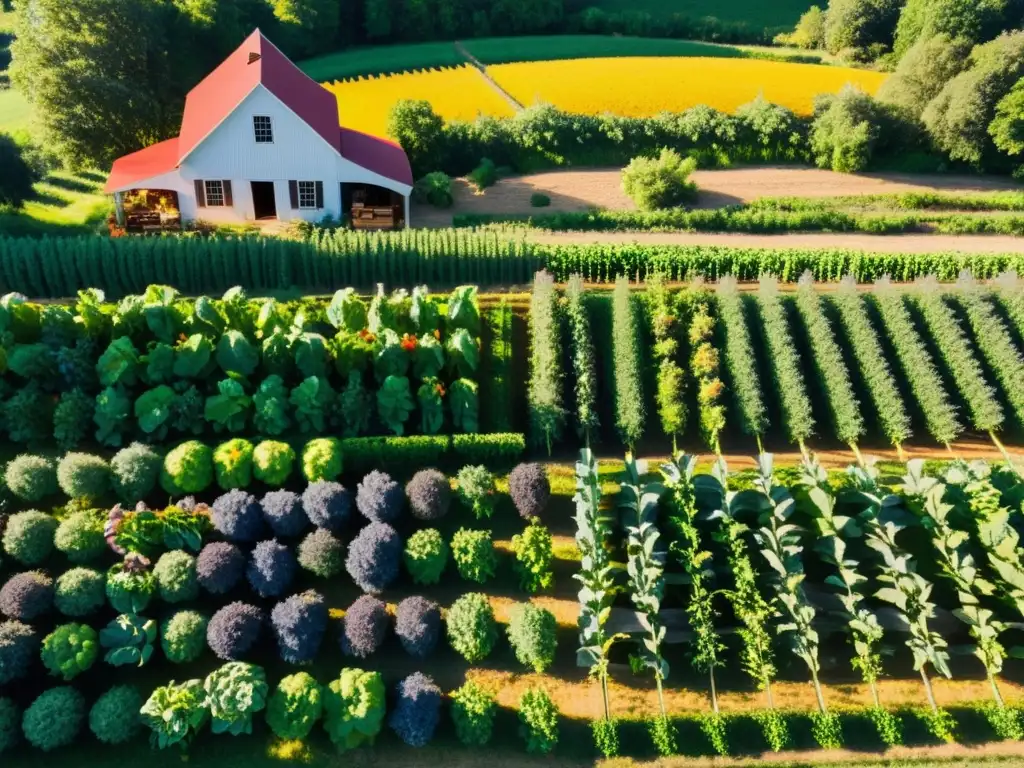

left=112, top=188, right=182, bottom=233
left=342, top=182, right=409, bottom=230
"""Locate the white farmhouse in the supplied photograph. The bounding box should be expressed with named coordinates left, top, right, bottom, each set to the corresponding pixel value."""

left=105, top=30, right=413, bottom=230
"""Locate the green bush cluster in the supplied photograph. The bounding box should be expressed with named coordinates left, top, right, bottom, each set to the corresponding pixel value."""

left=2, top=510, right=57, bottom=565
left=153, top=550, right=199, bottom=603
left=89, top=685, right=143, bottom=745
left=302, top=438, right=342, bottom=482
left=54, top=511, right=106, bottom=563
left=451, top=681, right=496, bottom=746
left=446, top=592, right=497, bottom=663
left=110, top=442, right=161, bottom=504
left=507, top=603, right=557, bottom=673
left=253, top=440, right=295, bottom=486
left=56, top=452, right=110, bottom=500
left=450, top=528, right=497, bottom=584
left=54, top=567, right=106, bottom=617
left=622, top=149, right=699, bottom=210
left=213, top=439, right=254, bottom=490
left=404, top=528, right=449, bottom=585
left=267, top=672, right=323, bottom=740
left=161, top=610, right=208, bottom=664
left=5, top=455, right=57, bottom=502
left=161, top=441, right=214, bottom=495
left=41, top=623, right=98, bottom=680
left=22, top=687, right=85, bottom=751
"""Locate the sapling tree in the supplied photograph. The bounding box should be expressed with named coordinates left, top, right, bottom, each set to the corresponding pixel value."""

left=716, top=278, right=767, bottom=453
left=662, top=453, right=727, bottom=754
left=688, top=288, right=726, bottom=454
left=647, top=273, right=686, bottom=451
left=619, top=455, right=674, bottom=755
left=573, top=448, right=623, bottom=757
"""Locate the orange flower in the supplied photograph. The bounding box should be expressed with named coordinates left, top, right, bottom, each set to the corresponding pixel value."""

left=400, top=334, right=418, bottom=352
left=434, top=383, right=446, bottom=397
left=433, top=329, right=441, bottom=340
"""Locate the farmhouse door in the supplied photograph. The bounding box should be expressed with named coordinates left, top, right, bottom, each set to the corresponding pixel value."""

left=251, top=181, right=277, bottom=220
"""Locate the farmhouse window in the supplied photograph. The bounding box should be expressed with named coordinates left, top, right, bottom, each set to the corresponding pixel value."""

left=196, top=180, right=232, bottom=208
left=290, top=180, right=324, bottom=210
left=253, top=115, right=274, bottom=143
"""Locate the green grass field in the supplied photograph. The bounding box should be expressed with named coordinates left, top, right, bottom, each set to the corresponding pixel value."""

left=301, top=40, right=465, bottom=81
left=571, top=0, right=815, bottom=29
left=463, top=35, right=745, bottom=64
left=0, top=87, right=30, bottom=137
left=0, top=169, right=109, bottom=236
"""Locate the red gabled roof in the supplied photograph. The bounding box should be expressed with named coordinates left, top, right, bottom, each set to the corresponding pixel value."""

left=104, top=138, right=180, bottom=193
left=178, top=29, right=341, bottom=161
left=340, top=127, right=413, bottom=186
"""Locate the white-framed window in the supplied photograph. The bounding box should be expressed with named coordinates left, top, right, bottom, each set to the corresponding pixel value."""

left=253, top=115, right=274, bottom=143
left=297, top=181, right=317, bottom=209
left=205, top=180, right=225, bottom=206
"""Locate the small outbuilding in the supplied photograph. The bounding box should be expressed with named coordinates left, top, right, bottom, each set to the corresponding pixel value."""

left=105, top=30, right=414, bottom=230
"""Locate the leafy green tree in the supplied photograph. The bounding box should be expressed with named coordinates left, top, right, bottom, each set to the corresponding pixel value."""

left=364, top=0, right=393, bottom=40
left=894, top=0, right=1013, bottom=59
left=990, top=79, right=1024, bottom=156
left=272, top=0, right=340, bottom=57
left=387, top=100, right=446, bottom=176
left=824, top=0, right=903, bottom=57
left=775, top=5, right=827, bottom=49
left=10, top=0, right=182, bottom=169
left=0, top=134, right=36, bottom=209
left=810, top=88, right=892, bottom=172
left=923, top=32, right=1024, bottom=165
left=878, top=34, right=973, bottom=116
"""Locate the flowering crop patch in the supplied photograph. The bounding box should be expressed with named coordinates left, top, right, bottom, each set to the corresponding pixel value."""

left=489, top=57, right=887, bottom=117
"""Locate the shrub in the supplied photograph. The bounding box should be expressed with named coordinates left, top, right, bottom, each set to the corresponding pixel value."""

left=346, top=522, right=401, bottom=594
left=213, top=439, right=254, bottom=490
left=90, top=685, right=143, bottom=745
left=22, top=687, right=85, bottom=752
left=389, top=672, right=441, bottom=747
left=196, top=541, right=245, bottom=594
left=41, top=622, right=98, bottom=680
left=57, top=452, right=110, bottom=500
left=253, top=440, right=295, bottom=486
left=211, top=490, right=265, bottom=542
left=271, top=590, right=328, bottom=665
left=247, top=539, right=296, bottom=598
left=154, top=550, right=199, bottom=603
left=456, top=465, right=496, bottom=519
left=395, top=596, right=440, bottom=658
left=810, top=87, right=895, bottom=173
left=518, top=688, right=559, bottom=754
left=54, top=510, right=106, bottom=563
left=622, top=149, right=698, bottom=210
left=262, top=490, right=306, bottom=537
left=302, top=437, right=342, bottom=482
left=101, top=614, right=156, bottom=669
left=451, top=681, right=496, bottom=746
left=2, top=510, right=57, bottom=565
left=0, top=571, right=54, bottom=620
left=160, top=441, right=214, bottom=495
left=303, top=481, right=352, bottom=531
left=5, top=455, right=57, bottom=502
left=413, top=171, right=454, bottom=208
left=530, top=193, right=551, bottom=208
left=593, top=718, right=621, bottom=758
left=323, top=668, right=386, bottom=752
left=111, top=442, right=161, bottom=504
left=267, top=671, right=322, bottom=740
left=204, top=662, right=268, bottom=736
left=341, top=595, right=389, bottom=658
left=140, top=679, right=207, bottom=750
left=161, top=610, right=208, bottom=664
left=0, top=697, right=18, bottom=754
left=451, top=528, right=497, bottom=583
left=511, top=522, right=555, bottom=593
left=508, top=462, right=550, bottom=520
left=54, top=567, right=105, bottom=617
left=507, top=603, right=557, bottom=673
left=297, top=528, right=344, bottom=578
left=406, top=469, right=451, bottom=521
left=106, top=559, right=155, bottom=613
left=446, top=592, right=497, bottom=662
left=355, top=471, right=402, bottom=523
left=404, top=528, right=448, bottom=585
left=0, top=620, right=37, bottom=685
left=468, top=157, right=498, bottom=190
left=207, top=601, right=263, bottom=660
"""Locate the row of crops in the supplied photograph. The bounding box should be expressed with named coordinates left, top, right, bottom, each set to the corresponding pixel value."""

left=0, top=283, right=523, bottom=451
left=575, top=448, right=1024, bottom=757
left=6, top=232, right=1024, bottom=298
left=0, top=433, right=562, bottom=756
left=527, top=270, right=1024, bottom=457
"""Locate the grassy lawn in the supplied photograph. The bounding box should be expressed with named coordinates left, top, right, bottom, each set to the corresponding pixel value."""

left=0, top=168, right=109, bottom=236
left=572, top=0, right=815, bottom=29
left=464, top=35, right=745, bottom=64
left=301, top=40, right=465, bottom=81
left=0, top=87, right=31, bottom=138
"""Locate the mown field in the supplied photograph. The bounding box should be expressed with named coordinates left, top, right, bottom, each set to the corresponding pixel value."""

left=570, top=0, right=816, bottom=29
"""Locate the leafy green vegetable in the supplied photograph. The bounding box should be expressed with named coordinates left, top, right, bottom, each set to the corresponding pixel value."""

left=194, top=296, right=226, bottom=336
left=143, top=285, right=180, bottom=343
left=327, top=288, right=368, bottom=332
left=204, top=379, right=251, bottom=433
left=333, top=331, right=375, bottom=377
left=97, top=337, right=139, bottom=387
left=368, top=285, right=410, bottom=335
left=100, top=613, right=157, bottom=667
left=339, top=372, right=372, bottom=438
left=141, top=679, right=207, bottom=750
left=323, top=668, right=386, bottom=752
left=447, top=329, right=479, bottom=377
left=290, top=376, right=334, bottom=433
left=75, top=288, right=110, bottom=337
left=295, top=332, right=330, bottom=379
left=9, top=343, right=54, bottom=380
left=450, top=379, right=479, bottom=433
left=413, top=333, right=444, bottom=379
left=204, top=662, right=268, bottom=736
left=254, top=375, right=291, bottom=435
left=141, top=343, right=175, bottom=385
left=216, top=331, right=259, bottom=376
left=261, top=329, right=294, bottom=377
left=377, top=375, right=414, bottom=436
left=410, top=286, right=440, bottom=333
left=135, top=386, right=176, bottom=438
left=447, top=285, right=480, bottom=334
left=95, top=386, right=132, bottom=446
left=374, top=329, right=410, bottom=381
left=173, top=335, right=213, bottom=379
left=418, top=378, right=445, bottom=435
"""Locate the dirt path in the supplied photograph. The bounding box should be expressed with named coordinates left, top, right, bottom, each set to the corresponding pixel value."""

left=529, top=230, right=1024, bottom=253
left=412, top=166, right=1021, bottom=228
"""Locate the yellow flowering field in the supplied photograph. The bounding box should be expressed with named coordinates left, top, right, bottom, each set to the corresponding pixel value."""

left=324, top=66, right=516, bottom=138
left=489, top=57, right=888, bottom=117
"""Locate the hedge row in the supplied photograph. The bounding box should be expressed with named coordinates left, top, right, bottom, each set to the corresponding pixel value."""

left=3, top=235, right=1022, bottom=299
